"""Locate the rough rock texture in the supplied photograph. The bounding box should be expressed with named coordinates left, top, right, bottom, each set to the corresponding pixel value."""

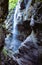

left=0, top=1, right=42, bottom=65
left=0, top=0, right=8, bottom=65
left=6, top=2, right=42, bottom=65
left=0, top=0, right=8, bottom=51
left=0, top=0, right=8, bottom=22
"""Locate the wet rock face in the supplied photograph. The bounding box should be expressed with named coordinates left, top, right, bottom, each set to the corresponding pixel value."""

left=31, top=2, right=42, bottom=43
left=20, top=0, right=29, bottom=10
left=16, top=20, right=32, bottom=41
left=20, top=0, right=25, bottom=10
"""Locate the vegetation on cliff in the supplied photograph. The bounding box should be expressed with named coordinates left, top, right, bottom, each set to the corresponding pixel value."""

left=9, top=0, right=18, bottom=11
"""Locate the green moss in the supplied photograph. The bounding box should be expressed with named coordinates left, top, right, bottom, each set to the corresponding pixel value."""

left=2, top=48, right=7, bottom=57
left=9, top=0, right=18, bottom=11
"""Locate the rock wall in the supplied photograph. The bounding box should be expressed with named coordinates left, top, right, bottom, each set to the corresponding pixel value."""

left=0, top=0, right=8, bottom=22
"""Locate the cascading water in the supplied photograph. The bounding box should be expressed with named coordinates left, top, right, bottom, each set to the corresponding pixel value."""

left=11, top=0, right=32, bottom=52
left=5, top=0, right=32, bottom=52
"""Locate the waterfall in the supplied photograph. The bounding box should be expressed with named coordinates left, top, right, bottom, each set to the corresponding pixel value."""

left=5, top=0, right=32, bottom=52
left=13, top=0, right=32, bottom=31
left=11, top=0, right=32, bottom=52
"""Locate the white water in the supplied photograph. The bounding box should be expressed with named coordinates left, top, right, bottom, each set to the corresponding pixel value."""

left=5, top=0, right=32, bottom=52
left=13, top=0, right=32, bottom=32
left=11, top=0, right=32, bottom=52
